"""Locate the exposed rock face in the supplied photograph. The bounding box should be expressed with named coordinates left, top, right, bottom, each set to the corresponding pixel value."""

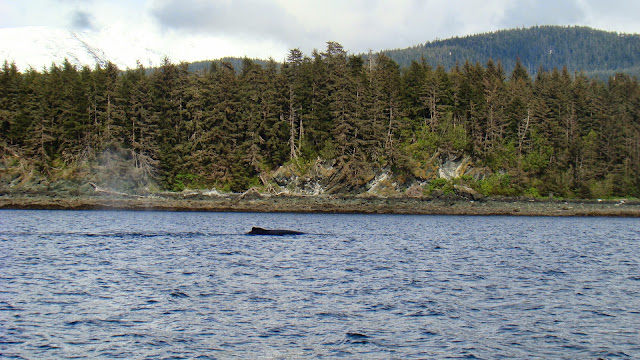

left=269, top=156, right=491, bottom=198
left=405, top=183, right=426, bottom=198
left=239, top=187, right=262, bottom=199
left=271, top=158, right=337, bottom=195
left=366, top=169, right=398, bottom=196
left=465, top=167, right=492, bottom=181
left=438, top=155, right=472, bottom=180
left=408, top=157, right=439, bottom=180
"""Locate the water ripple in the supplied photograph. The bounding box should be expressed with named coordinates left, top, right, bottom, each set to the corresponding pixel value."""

left=1, top=210, right=639, bottom=358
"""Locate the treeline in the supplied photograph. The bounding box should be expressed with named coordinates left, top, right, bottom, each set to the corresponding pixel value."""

left=382, top=26, right=640, bottom=80
left=1, top=41, right=639, bottom=198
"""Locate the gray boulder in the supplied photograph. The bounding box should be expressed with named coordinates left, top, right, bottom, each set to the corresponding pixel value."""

left=454, top=185, right=484, bottom=201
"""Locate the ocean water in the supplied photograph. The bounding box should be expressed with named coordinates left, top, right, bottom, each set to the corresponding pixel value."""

left=1, top=210, right=639, bottom=359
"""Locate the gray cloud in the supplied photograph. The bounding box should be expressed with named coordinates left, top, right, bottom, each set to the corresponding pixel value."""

left=150, top=0, right=515, bottom=54
left=71, top=10, right=96, bottom=30
left=580, top=0, right=640, bottom=32
left=151, top=0, right=313, bottom=46
left=148, top=0, right=638, bottom=56
left=499, top=0, right=585, bottom=29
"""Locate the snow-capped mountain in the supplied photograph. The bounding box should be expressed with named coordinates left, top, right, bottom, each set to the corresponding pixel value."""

left=0, top=26, right=170, bottom=71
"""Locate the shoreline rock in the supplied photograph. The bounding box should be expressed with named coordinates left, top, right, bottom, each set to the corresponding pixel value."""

left=1, top=193, right=639, bottom=217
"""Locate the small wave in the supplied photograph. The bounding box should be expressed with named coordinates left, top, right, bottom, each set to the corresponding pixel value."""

left=561, top=343, right=588, bottom=351
left=170, top=291, right=190, bottom=298
left=217, top=251, right=243, bottom=256
left=248, top=296, right=276, bottom=303
left=65, top=318, right=127, bottom=327
left=542, top=269, right=568, bottom=276
left=498, top=324, right=520, bottom=332
left=421, top=330, right=438, bottom=337
left=45, top=230, right=232, bottom=239
left=52, top=291, right=90, bottom=297
left=365, top=302, right=396, bottom=311
left=0, top=339, right=26, bottom=345
left=586, top=310, right=615, bottom=317
left=93, top=231, right=210, bottom=238
left=317, top=312, right=349, bottom=319
left=257, top=327, right=292, bottom=338
left=146, top=339, right=170, bottom=347
left=111, top=333, right=147, bottom=339
left=599, top=351, right=630, bottom=358
left=162, top=309, right=193, bottom=315
left=345, top=332, right=372, bottom=345
left=66, top=320, right=93, bottom=326
left=459, top=352, right=482, bottom=359
left=407, top=309, right=444, bottom=317
left=0, top=301, right=21, bottom=311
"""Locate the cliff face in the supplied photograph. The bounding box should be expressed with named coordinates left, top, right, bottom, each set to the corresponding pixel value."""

left=264, top=155, right=490, bottom=198
left=270, top=159, right=339, bottom=195
left=0, top=151, right=489, bottom=200
left=4, top=152, right=640, bottom=216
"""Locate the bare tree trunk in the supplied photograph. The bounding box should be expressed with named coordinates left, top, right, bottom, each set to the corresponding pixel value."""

left=518, top=109, right=531, bottom=155
left=288, top=85, right=297, bottom=160
left=386, top=107, right=393, bottom=149
left=298, top=115, right=304, bottom=154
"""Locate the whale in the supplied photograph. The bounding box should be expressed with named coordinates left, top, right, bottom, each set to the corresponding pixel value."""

left=246, top=227, right=305, bottom=236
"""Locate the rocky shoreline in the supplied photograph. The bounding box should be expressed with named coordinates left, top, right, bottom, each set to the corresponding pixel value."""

left=1, top=192, right=639, bottom=217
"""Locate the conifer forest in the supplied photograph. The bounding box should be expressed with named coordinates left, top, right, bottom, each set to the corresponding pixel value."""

left=1, top=40, right=639, bottom=198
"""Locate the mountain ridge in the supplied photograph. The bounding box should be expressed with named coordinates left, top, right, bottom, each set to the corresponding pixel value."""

left=378, top=25, right=640, bottom=79
left=2, top=25, right=640, bottom=78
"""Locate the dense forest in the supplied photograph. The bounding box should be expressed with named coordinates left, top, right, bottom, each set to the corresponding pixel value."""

left=381, top=26, right=640, bottom=80
left=1, top=40, right=640, bottom=198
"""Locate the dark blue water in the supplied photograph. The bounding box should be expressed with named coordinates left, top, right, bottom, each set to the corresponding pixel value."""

left=1, top=210, right=639, bottom=359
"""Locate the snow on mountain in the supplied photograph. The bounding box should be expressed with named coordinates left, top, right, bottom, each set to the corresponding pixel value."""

left=0, top=26, right=170, bottom=72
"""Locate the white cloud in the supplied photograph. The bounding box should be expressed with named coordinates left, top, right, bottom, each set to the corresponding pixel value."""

left=1, top=0, right=639, bottom=62
left=148, top=0, right=521, bottom=54
left=579, top=0, right=640, bottom=33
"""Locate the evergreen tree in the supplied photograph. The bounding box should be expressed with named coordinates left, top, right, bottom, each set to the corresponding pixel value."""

left=324, top=42, right=357, bottom=161
left=283, top=49, right=304, bottom=160
left=120, top=63, right=159, bottom=184
left=369, top=53, right=403, bottom=165
left=2, top=41, right=639, bottom=197
left=261, top=60, right=288, bottom=167
left=0, top=61, right=24, bottom=148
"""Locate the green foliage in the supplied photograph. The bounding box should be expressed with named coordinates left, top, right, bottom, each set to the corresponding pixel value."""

left=523, top=186, right=541, bottom=198
left=485, top=142, right=517, bottom=171
left=380, top=25, right=640, bottom=79
left=477, top=173, right=518, bottom=196
left=405, top=125, right=439, bottom=163
left=446, top=123, right=470, bottom=152
left=427, top=178, right=454, bottom=194
left=1, top=30, right=640, bottom=198
left=521, top=130, right=554, bottom=174
left=171, top=173, right=200, bottom=192
left=588, top=175, right=617, bottom=199
left=319, top=140, right=337, bottom=161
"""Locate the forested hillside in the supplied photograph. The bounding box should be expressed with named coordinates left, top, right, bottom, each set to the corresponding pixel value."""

left=1, top=40, right=640, bottom=198
left=381, top=26, right=640, bottom=80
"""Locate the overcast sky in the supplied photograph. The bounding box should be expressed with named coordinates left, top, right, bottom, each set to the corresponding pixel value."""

left=1, top=0, right=640, bottom=61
